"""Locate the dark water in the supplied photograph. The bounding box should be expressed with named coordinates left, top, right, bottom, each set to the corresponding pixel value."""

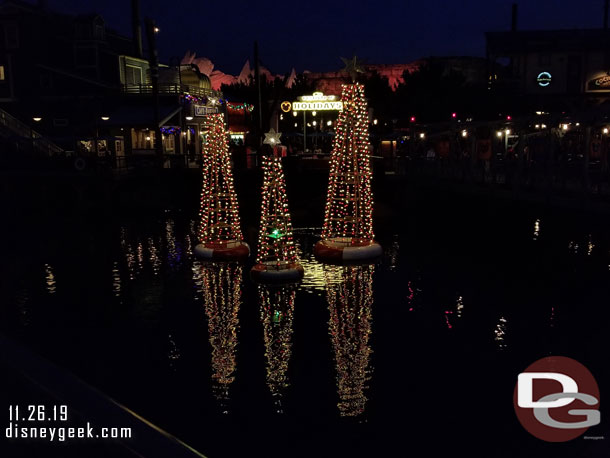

left=1, top=189, right=610, bottom=457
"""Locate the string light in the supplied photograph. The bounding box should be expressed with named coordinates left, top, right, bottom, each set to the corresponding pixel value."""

left=321, top=83, right=375, bottom=243
left=160, top=126, right=180, bottom=135
left=226, top=102, right=255, bottom=112
left=255, top=157, right=298, bottom=267
left=198, top=114, right=244, bottom=246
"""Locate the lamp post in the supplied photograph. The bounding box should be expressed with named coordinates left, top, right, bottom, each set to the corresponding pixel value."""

left=303, top=110, right=306, bottom=153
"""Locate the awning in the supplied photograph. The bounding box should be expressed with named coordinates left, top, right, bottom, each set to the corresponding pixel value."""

left=103, top=105, right=182, bottom=128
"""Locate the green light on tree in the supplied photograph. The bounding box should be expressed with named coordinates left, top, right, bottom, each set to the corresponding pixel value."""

left=267, top=228, right=284, bottom=240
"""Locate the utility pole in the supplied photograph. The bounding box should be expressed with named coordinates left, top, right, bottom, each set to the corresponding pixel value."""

left=254, top=41, right=263, bottom=148
left=145, top=18, right=163, bottom=161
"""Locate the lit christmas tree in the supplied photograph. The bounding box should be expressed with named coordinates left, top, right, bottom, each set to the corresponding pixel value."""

left=314, top=81, right=382, bottom=263
left=258, top=284, right=296, bottom=413
left=250, top=156, right=303, bottom=283
left=194, top=113, right=249, bottom=261
left=200, top=262, right=243, bottom=413
left=325, top=264, right=374, bottom=417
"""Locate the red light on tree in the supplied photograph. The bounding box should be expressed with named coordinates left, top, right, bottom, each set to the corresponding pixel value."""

left=451, top=112, right=457, bottom=118
left=410, top=116, right=416, bottom=122
left=506, top=115, right=512, bottom=120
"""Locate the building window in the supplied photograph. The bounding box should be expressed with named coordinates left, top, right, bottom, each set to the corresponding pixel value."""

left=94, top=24, right=105, bottom=41
left=539, top=54, right=551, bottom=66
left=4, top=24, right=18, bottom=49
left=125, top=65, right=143, bottom=85
left=0, top=66, right=5, bottom=81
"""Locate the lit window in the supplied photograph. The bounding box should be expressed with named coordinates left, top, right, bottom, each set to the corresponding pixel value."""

left=0, top=66, right=5, bottom=81
left=125, top=65, right=143, bottom=85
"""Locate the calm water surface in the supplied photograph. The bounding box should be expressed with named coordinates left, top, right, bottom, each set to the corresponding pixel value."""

left=1, top=193, right=610, bottom=457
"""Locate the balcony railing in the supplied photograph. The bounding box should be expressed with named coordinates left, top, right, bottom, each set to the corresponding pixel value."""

left=121, top=84, right=222, bottom=99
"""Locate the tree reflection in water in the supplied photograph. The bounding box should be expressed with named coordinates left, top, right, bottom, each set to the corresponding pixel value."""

left=258, top=285, right=296, bottom=413
left=200, top=262, right=243, bottom=414
left=324, top=264, right=374, bottom=417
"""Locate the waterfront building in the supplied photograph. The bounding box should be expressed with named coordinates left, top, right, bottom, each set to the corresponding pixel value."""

left=0, top=0, right=221, bottom=170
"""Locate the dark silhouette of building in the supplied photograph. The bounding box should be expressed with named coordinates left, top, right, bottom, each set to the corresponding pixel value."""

left=0, top=0, right=221, bottom=169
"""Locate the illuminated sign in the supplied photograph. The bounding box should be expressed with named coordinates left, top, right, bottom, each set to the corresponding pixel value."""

left=297, top=91, right=338, bottom=102
left=194, top=105, right=216, bottom=116
left=280, top=101, right=292, bottom=112
left=292, top=91, right=343, bottom=111
left=587, top=74, right=610, bottom=91
left=536, top=72, right=552, bottom=87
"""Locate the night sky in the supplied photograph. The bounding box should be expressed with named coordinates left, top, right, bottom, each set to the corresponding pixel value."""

left=47, top=0, right=604, bottom=75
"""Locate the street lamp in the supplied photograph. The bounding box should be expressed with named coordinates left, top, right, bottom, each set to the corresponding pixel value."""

left=101, top=116, right=110, bottom=121
left=33, top=117, right=42, bottom=122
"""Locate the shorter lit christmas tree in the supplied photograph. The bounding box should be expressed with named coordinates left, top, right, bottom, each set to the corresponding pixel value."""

left=194, top=113, right=249, bottom=261
left=250, top=156, right=303, bottom=283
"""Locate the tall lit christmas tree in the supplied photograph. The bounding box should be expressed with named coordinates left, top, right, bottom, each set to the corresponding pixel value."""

left=250, top=156, right=303, bottom=283
left=194, top=113, right=249, bottom=261
left=325, top=264, right=374, bottom=417
left=314, top=60, right=381, bottom=263
left=258, top=285, right=296, bottom=413
left=200, top=262, right=243, bottom=413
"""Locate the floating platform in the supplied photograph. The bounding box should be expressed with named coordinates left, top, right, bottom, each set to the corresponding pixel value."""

left=194, top=240, right=250, bottom=262
left=314, top=238, right=382, bottom=264
left=250, top=261, right=304, bottom=284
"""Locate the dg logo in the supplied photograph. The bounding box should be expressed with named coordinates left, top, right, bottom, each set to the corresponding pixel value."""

left=514, top=356, right=600, bottom=442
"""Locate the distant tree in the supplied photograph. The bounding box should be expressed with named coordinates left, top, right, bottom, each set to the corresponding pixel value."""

left=393, top=59, right=471, bottom=122
left=220, top=73, right=314, bottom=137
left=360, top=70, right=393, bottom=120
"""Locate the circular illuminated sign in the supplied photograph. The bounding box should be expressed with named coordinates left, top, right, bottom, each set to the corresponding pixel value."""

left=280, top=101, right=292, bottom=112
left=537, top=72, right=552, bottom=87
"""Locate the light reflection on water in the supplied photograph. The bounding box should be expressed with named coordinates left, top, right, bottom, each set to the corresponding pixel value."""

left=324, top=264, right=374, bottom=417
left=200, top=263, right=242, bottom=414
left=11, top=212, right=610, bottom=424
left=533, top=218, right=540, bottom=240
left=494, top=316, right=508, bottom=350
left=111, top=261, right=121, bottom=298
left=258, top=285, right=296, bottom=413
left=44, top=263, right=56, bottom=295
